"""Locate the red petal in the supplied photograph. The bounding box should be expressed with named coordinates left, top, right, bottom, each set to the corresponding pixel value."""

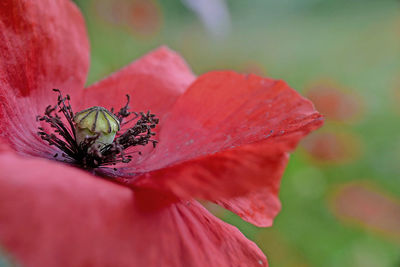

left=80, top=46, right=195, bottom=118
left=0, top=137, right=11, bottom=152
left=215, top=188, right=282, bottom=227
left=0, top=153, right=267, bottom=267
left=0, top=0, right=89, bottom=154
left=134, top=71, right=323, bottom=225
left=0, top=0, right=88, bottom=98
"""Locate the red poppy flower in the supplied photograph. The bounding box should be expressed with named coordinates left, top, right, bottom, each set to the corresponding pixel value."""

left=0, top=0, right=322, bottom=266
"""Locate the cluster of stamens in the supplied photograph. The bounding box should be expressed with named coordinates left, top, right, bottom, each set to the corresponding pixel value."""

left=36, top=89, right=159, bottom=170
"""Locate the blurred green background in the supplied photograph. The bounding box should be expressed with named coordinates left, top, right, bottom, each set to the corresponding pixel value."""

left=69, top=0, right=399, bottom=266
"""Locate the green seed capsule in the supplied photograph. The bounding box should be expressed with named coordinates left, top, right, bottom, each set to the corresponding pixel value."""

left=73, top=106, right=120, bottom=146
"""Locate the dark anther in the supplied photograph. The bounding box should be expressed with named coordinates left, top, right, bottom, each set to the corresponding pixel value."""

left=36, top=89, right=159, bottom=171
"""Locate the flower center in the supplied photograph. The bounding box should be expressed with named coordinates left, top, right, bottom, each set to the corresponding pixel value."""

left=36, top=89, right=159, bottom=172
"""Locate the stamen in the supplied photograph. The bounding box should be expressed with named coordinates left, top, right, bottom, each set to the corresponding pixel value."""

left=36, top=89, right=159, bottom=172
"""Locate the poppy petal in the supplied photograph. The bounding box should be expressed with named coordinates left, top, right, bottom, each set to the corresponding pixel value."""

left=80, top=46, right=196, bottom=120
left=134, top=71, right=322, bottom=224
left=0, top=153, right=267, bottom=267
left=0, top=0, right=89, bottom=98
left=0, top=137, right=11, bottom=152
left=215, top=188, right=282, bottom=227
left=0, top=0, right=89, bottom=154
